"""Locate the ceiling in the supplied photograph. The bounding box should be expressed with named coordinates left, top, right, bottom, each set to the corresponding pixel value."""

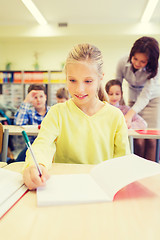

left=0, top=0, right=160, bottom=38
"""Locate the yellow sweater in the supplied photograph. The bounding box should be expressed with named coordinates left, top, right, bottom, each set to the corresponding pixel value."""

left=25, top=99, right=130, bottom=169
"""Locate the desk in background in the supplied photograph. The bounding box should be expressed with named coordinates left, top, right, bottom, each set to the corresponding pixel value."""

left=128, top=129, right=160, bottom=163
left=1, top=162, right=160, bottom=240
left=0, top=117, right=7, bottom=122
left=3, top=125, right=39, bottom=136
left=2, top=125, right=39, bottom=162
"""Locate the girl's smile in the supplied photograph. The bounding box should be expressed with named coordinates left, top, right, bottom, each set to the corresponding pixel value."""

left=74, top=94, right=88, bottom=99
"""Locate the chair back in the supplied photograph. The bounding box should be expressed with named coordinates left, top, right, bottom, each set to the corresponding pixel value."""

left=0, top=123, right=9, bottom=162
left=0, top=123, right=3, bottom=153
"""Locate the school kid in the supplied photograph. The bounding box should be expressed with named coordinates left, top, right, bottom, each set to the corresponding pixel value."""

left=14, top=84, right=50, bottom=125
left=23, top=43, right=130, bottom=190
left=105, top=79, right=147, bottom=129
left=14, top=84, right=50, bottom=161
left=56, top=87, right=69, bottom=103
left=116, top=36, right=160, bottom=161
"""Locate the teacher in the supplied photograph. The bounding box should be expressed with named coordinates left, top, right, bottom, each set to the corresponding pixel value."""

left=116, top=36, right=160, bottom=161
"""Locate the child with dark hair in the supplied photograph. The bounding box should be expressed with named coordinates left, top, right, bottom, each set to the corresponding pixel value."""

left=56, top=87, right=69, bottom=103
left=14, top=84, right=49, bottom=125
left=14, top=84, right=50, bottom=161
left=105, top=79, right=147, bottom=129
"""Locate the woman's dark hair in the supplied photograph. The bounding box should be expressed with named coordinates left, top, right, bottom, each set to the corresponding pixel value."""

left=128, top=36, right=159, bottom=79
left=105, top=79, right=125, bottom=105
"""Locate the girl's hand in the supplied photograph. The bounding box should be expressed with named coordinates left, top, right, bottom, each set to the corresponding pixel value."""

left=23, top=165, right=50, bottom=190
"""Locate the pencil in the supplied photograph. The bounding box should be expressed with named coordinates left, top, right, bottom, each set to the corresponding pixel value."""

left=22, top=130, right=42, bottom=177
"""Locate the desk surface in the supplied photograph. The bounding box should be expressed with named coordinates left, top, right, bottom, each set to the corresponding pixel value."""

left=1, top=162, right=160, bottom=240
left=0, top=162, right=7, bottom=168
left=3, top=125, right=39, bottom=136
left=3, top=126, right=160, bottom=138
left=128, top=129, right=160, bottom=139
left=0, top=117, right=7, bottom=122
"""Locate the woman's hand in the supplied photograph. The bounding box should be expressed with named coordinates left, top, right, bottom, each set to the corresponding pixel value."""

left=23, top=165, right=50, bottom=190
left=124, top=108, right=136, bottom=129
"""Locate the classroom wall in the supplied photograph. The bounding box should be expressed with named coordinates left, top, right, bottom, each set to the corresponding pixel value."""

left=0, top=35, right=140, bottom=77
left=0, top=34, right=160, bottom=102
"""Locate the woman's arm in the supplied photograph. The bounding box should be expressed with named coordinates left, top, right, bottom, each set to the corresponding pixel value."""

left=124, top=108, right=136, bottom=129
left=131, top=67, right=160, bottom=113
left=120, top=105, right=147, bottom=129
left=130, top=113, right=147, bottom=129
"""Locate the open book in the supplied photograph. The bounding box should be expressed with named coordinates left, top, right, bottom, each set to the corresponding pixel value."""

left=37, top=154, right=160, bottom=206
left=0, top=168, right=28, bottom=219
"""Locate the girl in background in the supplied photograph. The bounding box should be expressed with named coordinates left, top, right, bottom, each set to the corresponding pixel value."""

left=105, top=79, right=147, bottom=129
left=116, top=36, right=160, bottom=161
left=23, top=43, right=130, bottom=190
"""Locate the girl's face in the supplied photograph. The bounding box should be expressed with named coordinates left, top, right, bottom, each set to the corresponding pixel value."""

left=131, top=52, right=148, bottom=70
left=107, top=85, right=122, bottom=106
left=66, top=61, right=102, bottom=109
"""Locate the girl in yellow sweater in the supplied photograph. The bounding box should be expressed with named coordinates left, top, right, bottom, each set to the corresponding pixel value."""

left=23, top=43, right=130, bottom=190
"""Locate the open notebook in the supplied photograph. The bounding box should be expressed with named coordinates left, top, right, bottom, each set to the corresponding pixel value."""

left=37, top=154, right=160, bottom=206
left=0, top=168, right=28, bottom=219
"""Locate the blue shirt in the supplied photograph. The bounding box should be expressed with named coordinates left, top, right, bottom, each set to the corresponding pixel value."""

left=14, top=102, right=50, bottom=126
left=14, top=102, right=50, bottom=143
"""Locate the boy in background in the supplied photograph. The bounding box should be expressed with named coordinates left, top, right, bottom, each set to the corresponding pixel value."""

left=56, top=87, right=69, bottom=103
left=14, top=84, right=50, bottom=125
left=14, top=84, right=50, bottom=161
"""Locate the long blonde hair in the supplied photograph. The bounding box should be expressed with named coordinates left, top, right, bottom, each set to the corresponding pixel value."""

left=65, top=43, right=108, bottom=101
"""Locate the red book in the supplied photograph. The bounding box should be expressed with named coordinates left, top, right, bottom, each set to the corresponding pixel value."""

left=135, top=129, right=160, bottom=135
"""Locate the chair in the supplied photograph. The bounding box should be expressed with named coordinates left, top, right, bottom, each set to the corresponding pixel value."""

left=0, top=123, right=9, bottom=162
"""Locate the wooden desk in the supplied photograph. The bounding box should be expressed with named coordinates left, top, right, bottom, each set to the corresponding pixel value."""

left=0, top=117, right=7, bottom=122
left=128, top=129, right=160, bottom=140
left=3, top=125, right=39, bottom=136
left=128, top=129, right=160, bottom=162
left=0, top=162, right=7, bottom=167
left=1, top=162, right=160, bottom=240
left=1, top=125, right=39, bottom=162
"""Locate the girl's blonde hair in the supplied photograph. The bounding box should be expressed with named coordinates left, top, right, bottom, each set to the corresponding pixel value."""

left=65, top=43, right=108, bottom=101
